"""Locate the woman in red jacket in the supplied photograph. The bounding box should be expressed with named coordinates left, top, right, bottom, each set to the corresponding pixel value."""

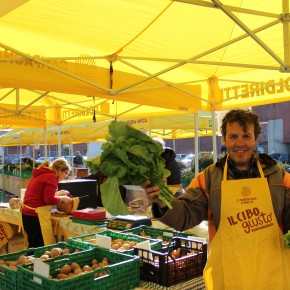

left=22, top=158, right=73, bottom=247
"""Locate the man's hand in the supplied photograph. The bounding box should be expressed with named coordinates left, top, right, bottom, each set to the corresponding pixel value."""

left=141, top=180, right=164, bottom=206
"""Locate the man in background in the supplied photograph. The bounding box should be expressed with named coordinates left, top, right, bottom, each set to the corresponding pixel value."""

left=73, top=151, right=83, bottom=167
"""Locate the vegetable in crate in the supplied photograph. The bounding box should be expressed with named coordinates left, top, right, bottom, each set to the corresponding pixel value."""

left=99, top=120, right=174, bottom=215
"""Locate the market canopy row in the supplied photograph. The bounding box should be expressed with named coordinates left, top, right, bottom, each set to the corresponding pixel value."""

left=0, top=0, right=290, bottom=132
left=0, top=113, right=216, bottom=146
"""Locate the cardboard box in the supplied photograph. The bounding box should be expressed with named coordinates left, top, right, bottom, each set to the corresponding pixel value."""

left=8, top=233, right=25, bottom=253
left=0, top=245, right=7, bottom=255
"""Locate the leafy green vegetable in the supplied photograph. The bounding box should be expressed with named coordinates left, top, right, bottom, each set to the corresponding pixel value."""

left=99, top=120, right=174, bottom=215
left=283, top=231, right=290, bottom=248
left=83, top=155, right=101, bottom=174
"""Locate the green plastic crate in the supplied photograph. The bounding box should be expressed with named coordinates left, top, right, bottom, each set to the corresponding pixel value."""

left=0, top=247, right=35, bottom=290
left=68, top=229, right=162, bottom=255
left=0, top=242, right=85, bottom=290
left=122, top=225, right=197, bottom=247
left=17, top=247, right=140, bottom=290
left=33, top=242, right=83, bottom=258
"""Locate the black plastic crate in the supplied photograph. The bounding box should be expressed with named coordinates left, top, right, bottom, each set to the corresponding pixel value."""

left=17, top=247, right=140, bottom=290
left=134, top=237, right=207, bottom=287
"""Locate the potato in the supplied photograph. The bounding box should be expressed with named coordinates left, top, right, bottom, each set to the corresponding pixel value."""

left=92, top=264, right=99, bottom=270
left=18, top=255, right=27, bottom=265
left=122, top=243, right=130, bottom=250
left=90, top=259, right=97, bottom=265
left=71, top=262, right=80, bottom=271
left=40, top=254, right=50, bottom=260
left=74, top=267, right=83, bottom=275
left=50, top=248, right=62, bottom=258
left=60, top=264, right=71, bottom=275
left=44, top=250, right=51, bottom=257
left=7, top=261, right=18, bottom=267
left=57, top=273, right=68, bottom=279
left=25, top=258, right=34, bottom=264
left=61, top=248, right=70, bottom=255
left=111, top=244, right=119, bottom=250
left=82, top=265, right=93, bottom=272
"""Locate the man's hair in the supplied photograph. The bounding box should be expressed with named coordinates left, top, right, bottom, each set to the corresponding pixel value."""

left=221, top=109, right=261, bottom=139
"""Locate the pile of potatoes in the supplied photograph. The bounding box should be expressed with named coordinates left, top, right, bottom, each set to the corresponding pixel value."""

left=81, top=237, right=138, bottom=251
left=39, top=247, right=80, bottom=261
left=0, top=254, right=35, bottom=270
left=0, top=247, right=80, bottom=271
left=53, top=257, right=109, bottom=280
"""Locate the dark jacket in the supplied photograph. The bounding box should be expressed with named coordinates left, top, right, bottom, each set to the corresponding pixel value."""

left=161, top=147, right=181, bottom=185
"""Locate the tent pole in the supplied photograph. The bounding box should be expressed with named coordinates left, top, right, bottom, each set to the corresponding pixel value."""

left=44, top=127, right=48, bottom=158
left=194, top=113, right=199, bottom=176
left=70, top=143, right=74, bottom=177
left=1, top=145, right=3, bottom=202
left=57, top=126, right=61, bottom=157
left=212, top=110, right=217, bottom=163
left=32, top=140, right=35, bottom=169
left=19, top=143, right=22, bottom=179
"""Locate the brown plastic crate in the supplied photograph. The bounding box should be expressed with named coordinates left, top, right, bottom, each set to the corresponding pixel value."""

left=134, top=237, right=207, bottom=287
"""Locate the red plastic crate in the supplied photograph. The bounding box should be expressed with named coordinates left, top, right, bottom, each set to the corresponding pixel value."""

left=72, top=209, right=106, bottom=220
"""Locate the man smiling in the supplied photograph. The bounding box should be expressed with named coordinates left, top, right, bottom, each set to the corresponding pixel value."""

left=143, top=109, right=290, bottom=289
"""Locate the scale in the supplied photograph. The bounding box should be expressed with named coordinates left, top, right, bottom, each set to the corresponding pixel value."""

left=106, top=214, right=152, bottom=231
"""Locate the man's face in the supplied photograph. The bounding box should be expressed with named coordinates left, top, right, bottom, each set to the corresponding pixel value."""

left=223, top=122, right=257, bottom=170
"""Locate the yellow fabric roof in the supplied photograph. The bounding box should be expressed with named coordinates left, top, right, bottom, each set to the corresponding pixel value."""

left=0, top=0, right=289, bottom=130
left=0, top=112, right=216, bottom=145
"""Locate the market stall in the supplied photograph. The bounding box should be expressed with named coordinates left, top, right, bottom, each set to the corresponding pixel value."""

left=0, top=204, right=207, bottom=289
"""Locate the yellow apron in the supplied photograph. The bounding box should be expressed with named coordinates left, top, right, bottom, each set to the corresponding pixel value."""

left=204, top=159, right=290, bottom=290
left=21, top=204, right=55, bottom=246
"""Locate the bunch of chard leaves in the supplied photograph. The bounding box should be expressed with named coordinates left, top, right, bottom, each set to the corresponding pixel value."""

left=99, top=120, right=174, bottom=215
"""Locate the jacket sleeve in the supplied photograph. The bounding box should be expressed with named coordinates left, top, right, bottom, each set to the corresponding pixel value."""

left=282, top=171, right=290, bottom=234
left=153, top=171, right=208, bottom=232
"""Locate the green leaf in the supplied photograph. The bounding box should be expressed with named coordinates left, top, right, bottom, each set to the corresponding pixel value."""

left=100, top=176, right=129, bottom=215
left=99, top=120, right=174, bottom=213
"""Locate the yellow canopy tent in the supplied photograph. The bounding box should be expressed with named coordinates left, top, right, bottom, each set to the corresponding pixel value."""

left=0, top=0, right=290, bottom=120
left=0, top=0, right=290, bottom=165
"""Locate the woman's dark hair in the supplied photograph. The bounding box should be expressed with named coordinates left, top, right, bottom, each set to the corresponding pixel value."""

left=221, top=109, right=261, bottom=139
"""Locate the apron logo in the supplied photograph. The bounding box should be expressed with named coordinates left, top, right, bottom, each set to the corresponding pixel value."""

left=241, top=186, right=251, bottom=196
left=227, top=207, right=274, bottom=233
left=237, top=187, right=257, bottom=204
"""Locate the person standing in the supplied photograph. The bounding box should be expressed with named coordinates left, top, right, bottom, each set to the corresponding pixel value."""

left=143, top=109, right=290, bottom=289
left=73, top=150, right=84, bottom=167
left=153, top=137, right=182, bottom=192
left=22, top=158, right=73, bottom=247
